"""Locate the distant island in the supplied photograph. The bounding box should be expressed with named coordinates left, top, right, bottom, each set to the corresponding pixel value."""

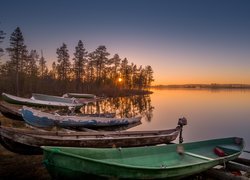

left=152, top=84, right=250, bottom=89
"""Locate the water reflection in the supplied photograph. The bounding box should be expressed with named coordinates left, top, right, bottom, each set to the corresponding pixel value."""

left=151, top=88, right=250, bottom=159
left=80, top=89, right=250, bottom=160
left=80, top=95, right=154, bottom=121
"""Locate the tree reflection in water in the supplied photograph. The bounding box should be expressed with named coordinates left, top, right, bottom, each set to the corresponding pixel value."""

left=80, top=95, right=154, bottom=122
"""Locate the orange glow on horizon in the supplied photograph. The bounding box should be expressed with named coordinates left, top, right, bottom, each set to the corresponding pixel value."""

left=153, top=75, right=250, bottom=86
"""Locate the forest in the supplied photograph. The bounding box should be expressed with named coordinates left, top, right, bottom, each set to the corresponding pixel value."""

left=0, top=27, right=154, bottom=97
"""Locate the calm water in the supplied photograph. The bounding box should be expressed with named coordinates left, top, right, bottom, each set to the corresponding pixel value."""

left=84, top=88, right=250, bottom=158
left=147, top=89, right=250, bottom=158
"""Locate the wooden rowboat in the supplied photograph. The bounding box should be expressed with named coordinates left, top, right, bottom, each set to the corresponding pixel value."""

left=0, top=101, right=23, bottom=121
left=0, top=120, right=184, bottom=155
left=21, top=106, right=141, bottom=128
left=2, top=93, right=83, bottom=109
left=0, top=101, right=115, bottom=121
left=42, top=137, right=244, bottom=179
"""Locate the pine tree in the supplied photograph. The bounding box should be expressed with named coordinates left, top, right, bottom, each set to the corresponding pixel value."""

left=73, top=40, right=88, bottom=91
left=85, top=53, right=96, bottom=87
left=56, top=43, right=71, bottom=92
left=0, top=27, right=5, bottom=59
left=137, top=67, right=146, bottom=90
left=120, top=58, right=132, bottom=88
left=38, top=50, right=48, bottom=78
left=108, top=54, right=121, bottom=82
left=25, top=49, right=39, bottom=93
left=131, top=63, right=137, bottom=89
left=26, top=50, right=39, bottom=76
left=6, top=27, right=28, bottom=95
left=145, top=65, right=154, bottom=88
left=50, top=61, right=57, bottom=79
left=56, top=43, right=71, bottom=81
left=90, top=45, right=110, bottom=85
left=0, top=27, right=5, bottom=93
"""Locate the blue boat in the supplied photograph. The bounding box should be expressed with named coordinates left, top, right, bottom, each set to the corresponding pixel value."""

left=21, top=106, right=141, bottom=128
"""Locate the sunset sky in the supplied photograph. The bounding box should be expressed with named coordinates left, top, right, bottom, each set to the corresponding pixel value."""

left=1, top=0, right=250, bottom=85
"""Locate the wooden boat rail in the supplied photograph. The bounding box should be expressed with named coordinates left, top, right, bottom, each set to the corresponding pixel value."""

left=0, top=125, right=180, bottom=137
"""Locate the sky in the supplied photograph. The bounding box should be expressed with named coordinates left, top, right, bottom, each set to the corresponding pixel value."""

left=1, top=0, right=250, bottom=85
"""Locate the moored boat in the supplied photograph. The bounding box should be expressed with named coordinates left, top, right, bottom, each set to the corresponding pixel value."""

left=63, top=93, right=96, bottom=99
left=2, top=93, right=83, bottom=109
left=0, top=120, right=184, bottom=155
left=31, top=93, right=79, bottom=104
left=42, top=137, right=244, bottom=179
left=0, top=101, right=115, bottom=121
left=0, top=101, right=23, bottom=121
left=21, top=106, right=141, bottom=128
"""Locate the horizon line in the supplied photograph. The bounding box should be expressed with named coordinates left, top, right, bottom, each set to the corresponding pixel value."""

left=152, top=83, right=250, bottom=86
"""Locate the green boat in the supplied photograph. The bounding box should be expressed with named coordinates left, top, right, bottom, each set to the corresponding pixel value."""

left=42, top=137, right=244, bottom=179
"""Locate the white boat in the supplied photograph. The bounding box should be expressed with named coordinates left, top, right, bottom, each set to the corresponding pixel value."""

left=2, top=93, right=83, bottom=109
left=63, top=93, right=96, bottom=99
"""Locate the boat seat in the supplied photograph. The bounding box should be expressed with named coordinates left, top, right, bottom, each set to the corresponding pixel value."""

left=184, top=152, right=214, bottom=161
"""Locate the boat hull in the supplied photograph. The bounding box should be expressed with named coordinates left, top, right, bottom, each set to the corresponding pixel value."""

left=0, top=102, right=23, bottom=121
left=44, top=157, right=221, bottom=180
left=21, top=106, right=141, bottom=128
left=64, top=93, right=96, bottom=99
left=0, top=134, right=42, bottom=155
left=42, top=137, right=244, bottom=179
left=0, top=125, right=180, bottom=155
left=2, top=93, right=83, bottom=109
left=0, top=101, right=115, bottom=122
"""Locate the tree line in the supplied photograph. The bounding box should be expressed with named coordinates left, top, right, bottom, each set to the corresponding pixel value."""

left=0, top=27, right=154, bottom=97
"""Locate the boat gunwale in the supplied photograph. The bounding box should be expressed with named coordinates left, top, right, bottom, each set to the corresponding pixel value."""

left=0, top=125, right=179, bottom=136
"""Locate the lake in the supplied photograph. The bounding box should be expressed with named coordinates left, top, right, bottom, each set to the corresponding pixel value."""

left=83, top=88, right=250, bottom=158
left=0, top=89, right=249, bottom=179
